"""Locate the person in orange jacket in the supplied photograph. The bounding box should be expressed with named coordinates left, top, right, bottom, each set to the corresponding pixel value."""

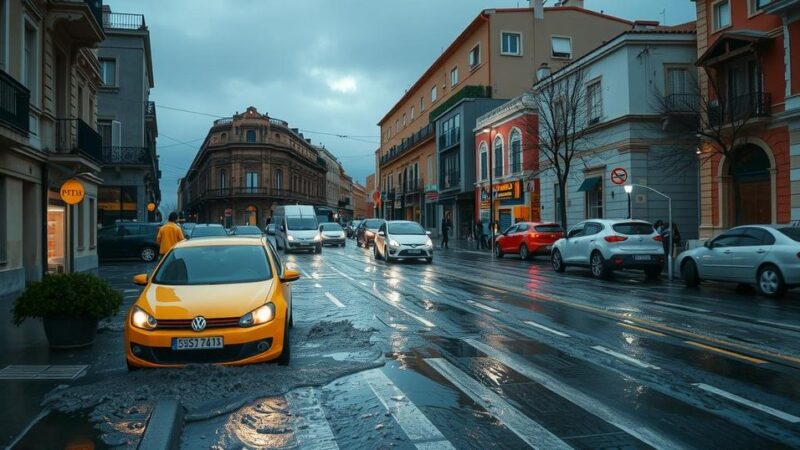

left=157, top=212, right=185, bottom=258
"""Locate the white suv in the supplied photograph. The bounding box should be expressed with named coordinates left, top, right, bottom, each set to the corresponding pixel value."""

left=550, top=219, right=665, bottom=279
left=374, top=220, right=433, bottom=263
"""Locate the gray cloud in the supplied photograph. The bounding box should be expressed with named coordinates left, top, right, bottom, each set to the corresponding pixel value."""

left=106, top=0, right=695, bottom=208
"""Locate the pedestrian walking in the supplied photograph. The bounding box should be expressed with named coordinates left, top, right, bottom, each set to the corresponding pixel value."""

left=482, top=220, right=491, bottom=249
left=157, top=212, right=185, bottom=259
left=441, top=215, right=451, bottom=249
left=661, top=222, right=682, bottom=259
left=654, top=220, right=664, bottom=234
left=475, top=219, right=484, bottom=250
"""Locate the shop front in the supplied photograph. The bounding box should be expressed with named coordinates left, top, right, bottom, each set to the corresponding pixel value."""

left=479, top=180, right=538, bottom=232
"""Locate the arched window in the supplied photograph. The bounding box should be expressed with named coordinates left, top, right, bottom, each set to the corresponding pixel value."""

left=219, top=169, right=227, bottom=189
left=220, top=132, right=227, bottom=142
left=275, top=170, right=283, bottom=190
left=509, top=129, right=521, bottom=173
left=494, top=136, right=504, bottom=177
left=246, top=129, right=256, bottom=143
left=479, top=142, right=488, bottom=181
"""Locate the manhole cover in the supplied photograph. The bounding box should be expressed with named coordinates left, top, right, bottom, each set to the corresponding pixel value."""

left=0, top=365, right=88, bottom=380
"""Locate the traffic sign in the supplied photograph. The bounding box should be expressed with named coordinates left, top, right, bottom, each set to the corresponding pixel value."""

left=611, top=167, right=628, bottom=185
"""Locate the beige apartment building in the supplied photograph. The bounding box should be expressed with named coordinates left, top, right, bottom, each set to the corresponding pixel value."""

left=1, top=0, right=105, bottom=298
left=376, top=0, right=631, bottom=234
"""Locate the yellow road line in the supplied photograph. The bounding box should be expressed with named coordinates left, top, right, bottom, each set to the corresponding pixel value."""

left=684, top=341, right=767, bottom=364
left=618, top=322, right=665, bottom=337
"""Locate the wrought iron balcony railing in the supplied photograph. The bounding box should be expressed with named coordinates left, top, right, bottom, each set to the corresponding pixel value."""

left=664, top=93, right=699, bottom=114
left=379, top=123, right=433, bottom=166
left=0, top=69, right=29, bottom=134
left=709, top=91, right=771, bottom=127
left=55, top=118, right=102, bottom=163
left=103, top=11, right=145, bottom=30
left=101, top=146, right=150, bottom=165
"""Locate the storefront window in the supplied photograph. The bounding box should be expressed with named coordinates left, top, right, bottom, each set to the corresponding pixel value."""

left=98, top=186, right=138, bottom=225
left=47, top=206, right=65, bottom=273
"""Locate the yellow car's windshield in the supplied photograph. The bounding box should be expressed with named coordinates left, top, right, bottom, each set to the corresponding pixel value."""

left=153, top=245, right=272, bottom=285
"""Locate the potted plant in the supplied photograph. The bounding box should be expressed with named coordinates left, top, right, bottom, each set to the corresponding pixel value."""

left=12, top=272, right=123, bottom=349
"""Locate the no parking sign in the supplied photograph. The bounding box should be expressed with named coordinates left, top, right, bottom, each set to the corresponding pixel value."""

left=611, top=167, right=628, bottom=185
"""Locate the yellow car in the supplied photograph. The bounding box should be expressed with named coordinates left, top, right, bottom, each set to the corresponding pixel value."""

left=124, top=237, right=300, bottom=370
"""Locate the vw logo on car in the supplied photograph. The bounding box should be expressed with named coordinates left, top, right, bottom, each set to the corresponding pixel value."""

left=191, top=316, right=207, bottom=332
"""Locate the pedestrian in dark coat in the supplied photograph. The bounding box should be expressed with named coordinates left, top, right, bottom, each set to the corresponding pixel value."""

left=441, top=215, right=451, bottom=249
left=475, top=219, right=484, bottom=250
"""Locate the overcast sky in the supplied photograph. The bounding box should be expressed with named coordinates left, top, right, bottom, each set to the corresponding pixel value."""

left=106, top=0, right=696, bottom=209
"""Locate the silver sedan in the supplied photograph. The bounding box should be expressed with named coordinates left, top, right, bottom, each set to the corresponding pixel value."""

left=676, top=224, right=800, bottom=297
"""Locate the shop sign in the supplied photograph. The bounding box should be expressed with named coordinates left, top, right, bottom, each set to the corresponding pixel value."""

left=424, top=184, right=438, bottom=193
left=425, top=191, right=439, bottom=202
left=147, top=202, right=157, bottom=212
left=494, top=181, right=522, bottom=200
left=60, top=179, right=85, bottom=205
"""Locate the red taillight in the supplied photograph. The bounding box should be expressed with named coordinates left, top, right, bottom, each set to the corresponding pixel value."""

left=530, top=233, right=540, bottom=239
left=604, top=235, right=628, bottom=243
left=653, top=235, right=663, bottom=242
left=796, top=251, right=800, bottom=259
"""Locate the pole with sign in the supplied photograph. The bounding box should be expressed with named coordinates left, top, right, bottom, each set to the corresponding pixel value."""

left=610, top=167, right=629, bottom=218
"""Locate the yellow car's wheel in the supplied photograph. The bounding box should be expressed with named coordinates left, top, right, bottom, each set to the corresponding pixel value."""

left=276, top=314, right=291, bottom=365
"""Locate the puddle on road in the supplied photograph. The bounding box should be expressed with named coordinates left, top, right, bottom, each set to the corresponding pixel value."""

left=12, top=410, right=110, bottom=449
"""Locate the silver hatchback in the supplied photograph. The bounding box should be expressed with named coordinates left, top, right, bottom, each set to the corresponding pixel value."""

left=551, top=219, right=665, bottom=279
left=676, top=225, right=800, bottom=297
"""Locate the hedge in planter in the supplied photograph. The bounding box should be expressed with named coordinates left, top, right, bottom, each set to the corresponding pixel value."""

left=13, top=272, right=123, bottom=348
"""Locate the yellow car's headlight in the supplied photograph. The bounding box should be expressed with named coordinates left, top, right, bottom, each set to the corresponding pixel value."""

left=131, top=306, right=157, bottom=330
left=239, top=303, right=276, bottom=327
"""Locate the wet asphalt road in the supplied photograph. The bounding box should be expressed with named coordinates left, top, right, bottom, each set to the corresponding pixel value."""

left=7, top=237, right=800, bottom=449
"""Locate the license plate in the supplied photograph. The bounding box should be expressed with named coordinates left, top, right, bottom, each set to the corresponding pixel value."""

left=634, top=255, right=652, bottom=261
left=172, top=337, right=223, bottom=350
left=407, top=250, right=422, bottom=255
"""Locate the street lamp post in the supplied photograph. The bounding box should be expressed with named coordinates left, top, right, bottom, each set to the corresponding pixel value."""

left=624, top=184, right=673, bottom=281
left=482, top=127, right=494, bottom=260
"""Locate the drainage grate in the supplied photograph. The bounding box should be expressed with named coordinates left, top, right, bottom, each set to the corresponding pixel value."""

left=0, top=365, right=88, bottom=380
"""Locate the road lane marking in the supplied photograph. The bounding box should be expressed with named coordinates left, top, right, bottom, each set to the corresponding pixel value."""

left=314, top=283, right=322, bottom=288
left=287, top=387, right=339, bottom=449
left=421, top=285, right=442, bottom=295
left=327, top=264, right=355, bottom=281
left=123, top=289, right=139, bottom=293
left=466, top=300, right=500, bottom=313
left=465, top=339, right=683, bottom=449
left=360, top=369, right=455, bottom=449
left=324, top=292, right=345, bottom=308
left=618, top=322, right=665, bottom=337
left=684, top=341, right=766, bottom=364
left=425, top=358, right=571, bottom=450
left=524, top=321, right=571, bottom=338
left=371, top=286, right=436, bottom=328
left=693, top=383, right=800, bottom=423
left=300, top=269, right=312, bottom=278
left=591, top=346, right=660, bottom=370
left=653, top=301, right=710, bottom=313
left=756, top=319, right=800, bottom=332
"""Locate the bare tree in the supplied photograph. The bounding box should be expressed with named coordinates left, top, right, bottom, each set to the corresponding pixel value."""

left=656, top=69, right=773, bottom=224
left=530, top=68, right=592, bottom=232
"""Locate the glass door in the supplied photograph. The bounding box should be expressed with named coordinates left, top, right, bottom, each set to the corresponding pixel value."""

left=47, top=206, right=66, bottom=273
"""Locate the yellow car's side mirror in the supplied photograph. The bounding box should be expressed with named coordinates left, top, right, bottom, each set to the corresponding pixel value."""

left=132, top=274, right=148, bottom=286
left=280, top=269, right=301, bottom=283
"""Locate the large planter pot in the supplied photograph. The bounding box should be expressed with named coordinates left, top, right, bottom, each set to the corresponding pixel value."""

left=42, top=316, right=98, bottom=349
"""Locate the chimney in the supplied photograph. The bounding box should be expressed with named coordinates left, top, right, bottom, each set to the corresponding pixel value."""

left=531, top=0, right=543, bottom=19
left=632, top=20, right=660, bottom=30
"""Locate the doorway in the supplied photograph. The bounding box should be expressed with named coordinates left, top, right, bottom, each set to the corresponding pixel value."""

left=729, top=144, right=772, bottom=225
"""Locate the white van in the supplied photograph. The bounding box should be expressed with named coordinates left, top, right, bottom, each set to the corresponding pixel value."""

left=274, top=205, right=322, bottom=253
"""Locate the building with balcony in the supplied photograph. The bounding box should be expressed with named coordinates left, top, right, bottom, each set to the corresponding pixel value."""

left=693, top=0, right=798, bottom=237
left=375, top=0, right=633, bottom=237
left=96, top=6, right=160, bottom=226
left=179, top=106, right=328, bottom=227
left=0, top=0, right=105, bottom=299
left=534, top=23, right=699, bottom=237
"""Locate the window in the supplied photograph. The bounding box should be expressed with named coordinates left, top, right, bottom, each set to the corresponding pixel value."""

left=753, top=0, right=774, bottom=11
left=98, top=121, right=112, bottom=147
left=245, top=129, right=256, bottom=143
left=0, top=176, right=5, bottom=262
left=582, top=175, right=603, bottom=219
left=494, top=136, right=503, bottom=177
left=667, top=68, right=690, bottom=95
left=246, top=171, right=259, bottom=192
left=427, top=155, right=433, bottom=183
left=275, top=169, right=283, bottom=190
left=89, top=198, right=96, bottom=248
left=501, top=32, right=522, bottom=56
left=431, top=85, right=437, bottom=102
left=420, top=96, right=425, bottom=112
left=439, top=114, right=460, bottom=148
left=411, top=106, right=415, bottom=120
left=22, top=19, right=38, bottom=104
left=714, top=0, right=731, bottom=30
left=468, top=45, right=480, bottom=68
left=509, top=130, right=521, bottom=173
left=586, top=81, right=602, bottom=125
left=100, top=58, right=116, bottom=86
left=402, top=113, right=406, bottom=127
left=441, top=153, right=459, bottom=189
left=219, top=169, right=227, bottom=189
left=77, top=200, right=85, bottom=250
left=479, top=142, right=488, bottom=181
left=551, top=36, right=572, bottom=59
left=0, top=1, right=6, bottom=70
left=450, top=66, right=458, bottom=86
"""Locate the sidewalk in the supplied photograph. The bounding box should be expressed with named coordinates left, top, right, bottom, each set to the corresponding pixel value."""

left=435, top=238, right=493, bottom=256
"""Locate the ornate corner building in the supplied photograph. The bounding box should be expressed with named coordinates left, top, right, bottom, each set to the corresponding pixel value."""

left=179, top=106, right=329, bottom=227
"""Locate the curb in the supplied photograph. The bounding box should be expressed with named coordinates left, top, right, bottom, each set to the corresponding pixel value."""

left=139, top=400, right=184, bottom=450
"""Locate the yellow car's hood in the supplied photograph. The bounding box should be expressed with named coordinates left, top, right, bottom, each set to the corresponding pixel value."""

left=139, top=280, right=274, bottom=319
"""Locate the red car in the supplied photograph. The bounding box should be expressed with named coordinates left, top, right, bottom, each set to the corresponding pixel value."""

left=494, top=222, right=563, bottom=260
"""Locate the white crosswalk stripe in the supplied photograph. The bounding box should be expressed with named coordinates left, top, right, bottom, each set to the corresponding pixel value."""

left=425, top=357, right=571, bottom=450
left=359, top=369, right=455, bottom=449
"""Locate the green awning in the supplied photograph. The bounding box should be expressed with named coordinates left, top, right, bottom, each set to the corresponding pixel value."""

left=577, top=176, right=601, bottom=192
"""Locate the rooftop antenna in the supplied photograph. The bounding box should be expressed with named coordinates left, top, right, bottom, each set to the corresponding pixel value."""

left=660, top=9, right=666, bottom=24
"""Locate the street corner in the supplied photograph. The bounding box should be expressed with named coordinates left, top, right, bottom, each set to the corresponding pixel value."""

left=35, top=320, right=383, bottom=448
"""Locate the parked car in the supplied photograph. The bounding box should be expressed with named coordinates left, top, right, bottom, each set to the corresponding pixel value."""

left=347, top=220, right=362, bottom=238
left=125, top=237, right=299, bottom=369
left=180, top=222, right=196, bottom=238
left=273, top=205, right=321, bottom=254
left=676, top=224, right=800, bottom=298
left=189, top=224, right=228, bottom=239
left=373, top=220, right=433, bottom=263
left=266, top=223, right=277, bottom=236
left=230, top=225, right=264, bottom=236
left=551, top=219, right=665, bottom=279
left=495, top=222, right=563, bottom=260
left=319, top=222, right=346, bottom=247
left=98, top=222, right=161, bottom=262
left=356, top=218, right=385, bottom=248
